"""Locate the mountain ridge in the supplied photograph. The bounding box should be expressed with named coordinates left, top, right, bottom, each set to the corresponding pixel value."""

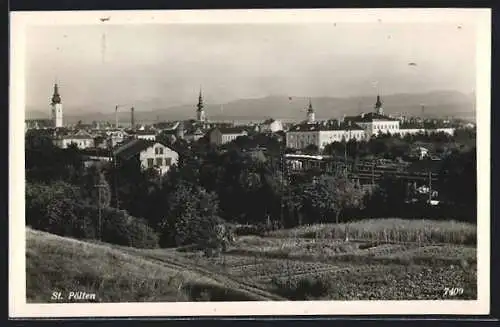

left=26, top=90, right=475, bottom=123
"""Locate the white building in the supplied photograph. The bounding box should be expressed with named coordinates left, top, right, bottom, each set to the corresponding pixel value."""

left=286, top=120, right=365, bottom=150
left=104, top=130, right=129, bottom=147
left=50, top=83, right=64, bottom=128
left=134, top=130, right=157, bottom=141
left=52, top=130, right=94, bottom=149
left=345, top=96, right=400, bottom=138
left=209, top=127, right=248, bottom=145
left=113, top=139, right=179, bottom=175
left=260, top=118, right=284, bottom=133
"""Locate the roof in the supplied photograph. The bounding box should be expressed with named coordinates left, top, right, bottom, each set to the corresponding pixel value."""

left=80, top=148, right=112, bottom=157
left=25, top=119, right=54, bottom=128
left=153, top=121, right=179, bottom=130
left=133, top=130, right=157, bottom=135
left=216, top=127, right=248, bottom=135
left=113, top=139, right=173, bottom=161
left=56, top=130, right=94, bottom=140
left=288, top=121, right=364, bottom=132
left=345, top=112, right=398, bottom=123
left=262, top=118, right=276, bottom=124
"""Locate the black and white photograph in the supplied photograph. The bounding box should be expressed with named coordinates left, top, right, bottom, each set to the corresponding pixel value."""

left=9, top=9, right=491, bottom=317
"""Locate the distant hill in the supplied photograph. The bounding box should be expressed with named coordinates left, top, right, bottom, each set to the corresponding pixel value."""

left=26, top=90, right=475, bottom=124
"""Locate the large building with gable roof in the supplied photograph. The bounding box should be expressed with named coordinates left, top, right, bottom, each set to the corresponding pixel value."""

left=112, top=138, right=179, bottom=175
left=344, top=95, right=400, bottom=137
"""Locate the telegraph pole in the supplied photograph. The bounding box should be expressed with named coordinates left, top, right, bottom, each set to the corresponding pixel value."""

left=428, top=171, right=432, bottom=205
left=94, top=183, right=107, bottom=240
left=371, top=160, right=375, bottom=186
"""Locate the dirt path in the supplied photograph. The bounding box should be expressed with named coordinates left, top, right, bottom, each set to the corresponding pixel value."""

left=124, top=249, right=286, bottom=301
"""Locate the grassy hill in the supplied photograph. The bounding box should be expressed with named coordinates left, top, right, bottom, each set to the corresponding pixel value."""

left=26, top=217, right=477, bottom=302
left=26, top=228, right=279, bottom=303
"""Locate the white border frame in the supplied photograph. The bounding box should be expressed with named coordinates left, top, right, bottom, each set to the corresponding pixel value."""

left=9, top=8, right=491, bottom=318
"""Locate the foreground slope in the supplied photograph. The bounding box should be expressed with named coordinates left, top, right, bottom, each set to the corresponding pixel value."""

left=26, top=228, right=281, bottom=302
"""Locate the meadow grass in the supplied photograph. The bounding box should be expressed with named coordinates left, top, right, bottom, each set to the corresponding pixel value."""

left=269, top=218, right=476, bottom=245
left=26, top=228, right=262, bottom=302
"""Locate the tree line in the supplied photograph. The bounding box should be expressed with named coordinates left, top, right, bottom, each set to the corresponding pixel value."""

left=24, top=128, right=477, bottom=254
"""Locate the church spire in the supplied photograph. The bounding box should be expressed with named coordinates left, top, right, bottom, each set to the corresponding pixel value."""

left=306, top=98, right=315, bottom=123
left=51, top=83, right=61, bottom=105
left=196, top=87, right=206, bottom=122
left=197, top=88, right=204, bottom=112
left=374, top=94, right=383, bottom=114
left=307, top=98, right=314, bottom=113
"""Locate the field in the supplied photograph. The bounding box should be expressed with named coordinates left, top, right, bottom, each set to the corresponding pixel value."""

left=26, top=228, right=282, bottom=302
left=26, top=218, right=477, bottom=302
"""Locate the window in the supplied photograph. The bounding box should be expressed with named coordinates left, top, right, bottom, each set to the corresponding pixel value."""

left=147, top=158, right=154, bottom=168
left=155, top=158, right=163, bottom=166
left=155, top=147, right=164, bottom=155
left=165, top=157, right=172, bottom=166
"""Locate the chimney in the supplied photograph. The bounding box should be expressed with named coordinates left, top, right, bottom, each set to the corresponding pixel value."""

left=130, top=107, right=135, bottom=130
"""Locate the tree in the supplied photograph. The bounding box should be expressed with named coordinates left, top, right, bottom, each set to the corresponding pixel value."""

left=158, top=180, right=223, bottom=249
left=80, top=166, right=111, bottom=208
left=438, top=147, right=476, bottom=221
left=298, top=174, right=365, bottom=224
left=304, top=144, right=319, bottom=155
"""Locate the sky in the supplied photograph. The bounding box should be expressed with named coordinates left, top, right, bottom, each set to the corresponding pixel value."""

left=25, top=22, right=476, bottom=114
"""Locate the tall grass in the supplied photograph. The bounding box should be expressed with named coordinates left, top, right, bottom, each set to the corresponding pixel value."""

left=26, top=228, right=261, bottom=302
left=270, top=218, right=476, bottom=245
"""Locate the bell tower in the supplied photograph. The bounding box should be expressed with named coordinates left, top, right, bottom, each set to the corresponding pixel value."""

left=50, top=83, right=63, bottom=128
left=196, top=88, right=206, bottom=122
left=374, top=94, right=383, bottom=115
left=306, top=99, right=315, bottom=123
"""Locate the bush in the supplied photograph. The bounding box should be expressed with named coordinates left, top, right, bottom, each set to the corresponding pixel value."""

left=271, top=275, right=333, bottom=300
left=234, top=225, right=261, bottom=236
left=26, top=181, right=159, bottom=248
left=100, top=208, right=159, bottom=249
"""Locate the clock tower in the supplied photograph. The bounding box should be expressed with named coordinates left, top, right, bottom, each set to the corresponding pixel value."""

left=50, top=83, right=63, bottom=128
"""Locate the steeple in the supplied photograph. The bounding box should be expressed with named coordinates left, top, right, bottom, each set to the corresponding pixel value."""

left=374, top=94, right=383, bottom=115
left=196, top=88, right=206, bottom=122
left=51, top=83, right=61, bottom=105
left=197, top=88, right=204, bottom=112
left=50, top=82, right=63, bottom=128
left=307, top=99, right=314, bottom=113
left=306, top=99, right=315, bottom=123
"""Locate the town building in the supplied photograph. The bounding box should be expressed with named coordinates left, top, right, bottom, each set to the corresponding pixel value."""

left=344, top=95, right=400, bottom=137
left=113, top=139, right=179, bottom=175
left=52, top=130, right=95, bottom=149
left=209, top=127, right=248, bottom=146
left=132, top=130, right=157, bottom=141
left=260, top=118, right=284, bottom=133
left=25, top=119, right=54, bottom=132
left=286, top=120, right=365, bottom=150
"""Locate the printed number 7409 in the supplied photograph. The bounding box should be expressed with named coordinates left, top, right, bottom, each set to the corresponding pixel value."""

left=443, top=287, right=464, bottom=296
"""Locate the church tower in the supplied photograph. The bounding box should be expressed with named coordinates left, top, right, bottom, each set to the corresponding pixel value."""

left=306, top=99, right=315, bottom=123
left=50, top=83, right=63, bottom=128
left=196, top=89, right=206, bottom=122
left=374, top=94, right=383, bottom=115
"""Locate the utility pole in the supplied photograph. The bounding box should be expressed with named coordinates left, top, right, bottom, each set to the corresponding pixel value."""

left=94, top=183, right=107, bottom=240
left=428, top=171, right=432, bottom=205
left=280, top=149, right=285, bottom=228
left=371, top=160, right=375, bottom=186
